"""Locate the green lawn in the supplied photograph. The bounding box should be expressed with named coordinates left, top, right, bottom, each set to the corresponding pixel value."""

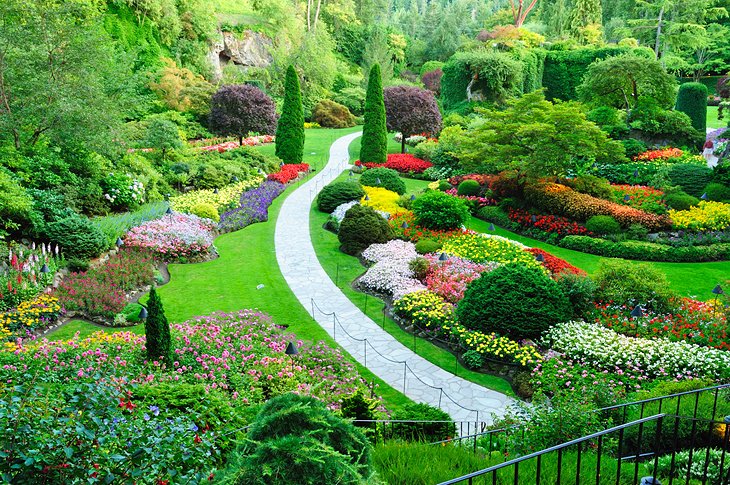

left=707, top=105, right=725, bottom=130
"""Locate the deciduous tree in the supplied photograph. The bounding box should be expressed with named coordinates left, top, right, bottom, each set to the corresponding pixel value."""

left=383, top=86, right=442, bottom=153
left=209, top=84, right=277, bottom=145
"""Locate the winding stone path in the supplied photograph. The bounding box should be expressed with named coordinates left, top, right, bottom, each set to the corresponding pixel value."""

left=275, top=131, right=515, bottom=426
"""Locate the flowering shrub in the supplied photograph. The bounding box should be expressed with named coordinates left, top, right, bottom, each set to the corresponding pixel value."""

left=440, top=234, right=544, bottom=271
left=361, top=186, right=409, bottom=216
left=508, top=209, right=592, bottom=237
left=0, top=243, right=59, bottom=311
left=393, top=290, right=455, bottom=330
left=543, top=320, right=730, bottom=381
left=445, top=321, right=543, bottom=367
left=358, top=154, right=433, bottom=174
left=527, top=248, right=586, bottom=276
left=218, top=181, right=286, bottom=233
left=423, top=254, right=496, bottom=303
left=101, top=173, right=145, bottom=210
left=669, top=201, right=730, bottom=232
left=524, top=183, right=670, bottom=231
left=448, top=174, right=493, bottom=186
left=444, top=188, right=495, bottom=210
left=170, top=177, right=264, bottom=215
left=359, top=241, right=425, bottom=299
left=0, top=294, right=61, bottom=346
left=635, top=148, right=684, bottom=161
left=267, top=163, right=309, bottom=184
left=593, top=300, right=729, bottom=350
left=611, top=184, right=667, bottom=215
left=388, top=212, right=467, bottom=243
left=124, top=213, right=216, bottom=261
left=196, top=134, right=274, bottom=152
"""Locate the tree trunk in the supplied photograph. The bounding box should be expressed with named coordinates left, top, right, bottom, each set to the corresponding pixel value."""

left=654, top=6, right=664, bottom=59
left=239, top=135, right=243, bottom=146
left=313, top=0, right=323, bottom=32
left=401, top=134, right=406, bottom=154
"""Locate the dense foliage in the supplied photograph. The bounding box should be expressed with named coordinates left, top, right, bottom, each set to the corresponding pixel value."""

left=275, top=66, right=305, bottom=164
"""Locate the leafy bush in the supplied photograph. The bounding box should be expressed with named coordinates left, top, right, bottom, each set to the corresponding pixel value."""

left=218, top=393, right=372, bottom=484
left=412, top=191, right=470, bottom=230
left=0, top=172, right=32, bottom=233
left=555, top=273, right=597, bottom=319
left=317, top=182, right=365, bottom=213
left=461, top=349, right=483, bottom=370
left=312, top=99, right=357, bottom=128
left=389, top=403, right=456, bottom=442
left=475, top=206, right=513, bottom=228
left=621, top=138, right=648, bottom=159
left=360, top=167, right=406, bottom=195
left=338, top=205, right=394, bottom=256
left=593, top=259, right=675, bottom=312
left=560, top=235, right=730, bottom=262
left=668, top=164, right=714, bottom=198
left=457, top=179, right=481, bottom=196
left=704, top=182, right=730, bottom=202
left=332, top=87, right=366, bottom=116
left=46, top=214, right=108, bottom=259
left=457, top=262, right=572, bottom=340
left=414, top=238, right=442, bottom=254
left=585, top=215, right=621, bottom=235
left=565, top=175, right=613, bottom=200
left=665, top=190, right=699, bottom=210
left=676, top=82, right=708, bottom=133
left=189, top=202, right=219, bottom=222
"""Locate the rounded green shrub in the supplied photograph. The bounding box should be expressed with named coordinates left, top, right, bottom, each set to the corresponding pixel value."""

left=218, top=393, right=372, bottom=484
left=555, top=273, right=597, bottom=319
left=360, top=167, right=406, bottom=195
left=189, top=202, right=219, bottom=222
left=593, top=259, right=676, bottom=313
left=457, top=179, right=481, bottom=196
left=703, top=182, right=730, bottom=202
left=713, top=162, right=730, bottom=186
left=338, top=204, right=394, bottom=255
left=412, top=191, right=470, bottom=230
left=668, top=164, right=713, bottom=198
left=675, top=82, right=708, bottom=133
left=312, top=99, right=357, bottom=128
left=317, top=181, right=365, bottom=213
left=585, top=215, right=621, bottom=235
left=621, top=139, right=648, bottom=159
left=665, top=191, right=699, bottom=211
left=415, top=238, right=443, bottom=254
left=457, top=262, right=572, bottom=340
left=46, top=214, right=108, bottom=260
left=390, top=402, right=456, bottom=442
left=437, top=180, right=452, bottom=191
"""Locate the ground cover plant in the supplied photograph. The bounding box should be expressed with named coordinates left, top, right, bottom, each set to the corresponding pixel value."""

left=123, top=213, right=217, bottom=261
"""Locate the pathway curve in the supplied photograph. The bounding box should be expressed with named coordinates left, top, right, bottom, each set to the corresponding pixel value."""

left=275, top=131, right=515, bottom=425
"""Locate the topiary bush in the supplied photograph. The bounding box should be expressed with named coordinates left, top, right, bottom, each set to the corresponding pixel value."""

left=317, top=182, right=365, bottom=213
left=189, top=202, right=219, bottom=222
left=437, top=180, right=452, bottom=191
left=338, top=204, right=393, bottom=256
left=415, top=238, right=443, bottom=254
left=457, top=179, right=481, bottom=196
left=390, top=402, right=456, bottom=442
left=585, top=215, right=621, bottom=235
left=217, top=393, right=372, bottom=484
left=457, top=262, right=572, bottom=340
left=360, top=167, right=406, bottom=195
left=668, top=164, right=713, bottom=198
left=675, top=82, right=708, bottom=133
left=665, top=190, right=699, bottom=210
left=312, top=99, right=357, bottom=128
left=704, top=182, right=730, bottom=202
left=593, top=259, right=676, bottom=313
left=46, top=214, right=108, bottom=260
left=412, top=191, right=470, bottom=230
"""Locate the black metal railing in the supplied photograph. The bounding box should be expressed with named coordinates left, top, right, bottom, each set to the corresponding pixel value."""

left=438, top=414, right=730, bottom=485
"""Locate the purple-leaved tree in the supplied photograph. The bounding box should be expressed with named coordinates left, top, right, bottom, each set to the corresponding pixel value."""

left=383, top=86, right=442, bottom=153
left=209, top=84, right=277, bottom=145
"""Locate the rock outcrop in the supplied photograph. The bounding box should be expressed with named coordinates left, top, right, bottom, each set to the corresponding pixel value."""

left=208, top=30, right=273, bottom=81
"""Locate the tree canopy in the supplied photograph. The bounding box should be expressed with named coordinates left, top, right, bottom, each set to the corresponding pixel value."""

left=209, top=84, right=277, bottom=145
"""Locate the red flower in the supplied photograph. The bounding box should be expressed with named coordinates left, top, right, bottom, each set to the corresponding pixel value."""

left=194, top=434, right=202, bottom=444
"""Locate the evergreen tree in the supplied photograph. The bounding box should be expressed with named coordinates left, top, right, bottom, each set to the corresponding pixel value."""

left=275, top=65, right=305, bottom=164
left=144, top=287, right=171, bottom=362
left=570, top=0, right=603, bottom=44
left=359, top=64, right=388, bottom=164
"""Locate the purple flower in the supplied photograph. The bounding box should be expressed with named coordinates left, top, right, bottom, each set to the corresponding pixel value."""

left=149, top=405, right=159, bottom=416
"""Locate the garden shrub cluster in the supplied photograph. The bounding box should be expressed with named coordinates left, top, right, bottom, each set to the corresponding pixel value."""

left=124, top=213, right=217, bottom=261
left=338, top=205, right=394, bottom=255
left=359, top=167, right=406, bottom=195
left=317, top=181, right=366, bottom=213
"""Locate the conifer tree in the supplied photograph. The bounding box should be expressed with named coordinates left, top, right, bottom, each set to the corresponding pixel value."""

left=275, top=65, right=305, bottom=164
left=359, top=64, right=388, bottom=164
left=570, top=0, right=603, bottom=44
left=144, top=287, right=171, bottom=362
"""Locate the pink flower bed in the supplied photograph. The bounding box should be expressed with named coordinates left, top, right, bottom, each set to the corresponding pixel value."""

left=197, top=135, right=275, bottom=153
left=124, top=213, right=216, bottom=261
left=423, top=254, right=497, bottom=303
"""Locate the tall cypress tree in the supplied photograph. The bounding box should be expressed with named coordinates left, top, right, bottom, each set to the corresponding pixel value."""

left=275, top=65, right=305, bottom=164
left=144, top=286, right=171, bottom=363
left=359, top=64, right=388, bottom=164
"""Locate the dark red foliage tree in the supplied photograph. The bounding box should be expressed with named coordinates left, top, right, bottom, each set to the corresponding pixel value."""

left=383, top=86, right=442, bottom=153
left=209, top=84, right=277, bottom=145
left=422, top=69, right=443, bottom=96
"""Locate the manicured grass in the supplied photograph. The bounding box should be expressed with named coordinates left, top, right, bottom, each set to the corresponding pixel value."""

left=707, top=106, right=725, bottom=130
left=309, top=172, right=516, bottom=397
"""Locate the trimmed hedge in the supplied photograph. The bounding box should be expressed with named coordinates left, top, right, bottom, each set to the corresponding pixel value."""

left=412, top=191, right=470, bottom=230
left=559, top=235, right=730, bottom=262
left=542, top=47, right=631, bottom=101
left=668, top=164, right=713, bottom=198
left=675, top=82, right=708, bottom=133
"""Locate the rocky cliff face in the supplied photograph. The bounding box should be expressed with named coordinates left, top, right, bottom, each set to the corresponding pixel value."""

left=208, top=30, right=273, bottom=80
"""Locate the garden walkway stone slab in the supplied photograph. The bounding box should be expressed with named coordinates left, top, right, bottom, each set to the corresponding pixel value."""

left=275, top=131, right=515, bottom=428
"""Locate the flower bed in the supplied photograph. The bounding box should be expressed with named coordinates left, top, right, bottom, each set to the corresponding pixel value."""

left=196, top=134, right=275, bottom=152
left=444, top=188, right=496, bottom=210
left=358, top=154, right=433, bottom=174
left=543, top=320, right=730, bottom=381
left=669, top=201, right=730, bottom=232
left=423, top=254, right=496, bottom=303
left=267, top=163, right=309, bottom=184
left=524, top=183, right=670, bottom=231
left=218, top=181, right=286, bottom=233
left=124, top=213, right=216, bottom=261
left=593, top=300, right=729, bottom=350
left=359, top=241, right=425, bottom=299
left=361, top=186, right=408, bottom=216
left=169, top=177, right=264, bottom=215
left=388, top=212, right=467, bottom=243
left=0, top=294, right=61, bottom=347
left=0, top=244, right=60, bottom=311
left=448, top=174, right=494, bottom=186
left=635, top=148, right=684, bottom=161
left=440, top=234, right=544, bottom=271
left=508, top=209, right=592, bottom=237
left=611, top=184, right=667, bottom=215
left=527, top=248, right=585, bottom=276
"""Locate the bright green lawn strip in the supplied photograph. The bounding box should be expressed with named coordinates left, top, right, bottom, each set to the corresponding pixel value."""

left=707, top=106, right=725, bottom=130
left=310, top=173, right=515, bottom=397
left=467, top=218, right=730, bottom=299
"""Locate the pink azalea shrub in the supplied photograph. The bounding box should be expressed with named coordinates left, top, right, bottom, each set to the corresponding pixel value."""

left=423, top=254, right=497, bottom=303
left=124, top=213, right=216, bottom=261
